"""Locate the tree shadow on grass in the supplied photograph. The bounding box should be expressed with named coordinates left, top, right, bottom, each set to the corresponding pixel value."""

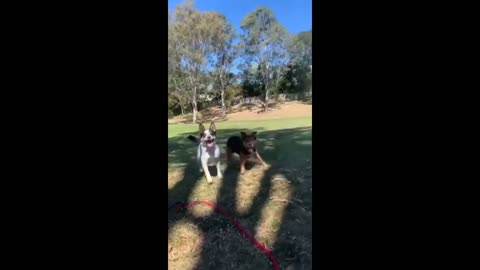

left=168, top=161, right=199, bottom=208
left=168, top=126, right=312, bottom=270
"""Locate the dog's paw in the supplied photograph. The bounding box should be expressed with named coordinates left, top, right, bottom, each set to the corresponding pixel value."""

left=217, top=173, right=223, bottom=179
left=206, top=177, right=213, bottom=184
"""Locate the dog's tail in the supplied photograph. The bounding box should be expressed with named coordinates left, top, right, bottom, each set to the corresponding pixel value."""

left=186, top=135, right=198, bottom=144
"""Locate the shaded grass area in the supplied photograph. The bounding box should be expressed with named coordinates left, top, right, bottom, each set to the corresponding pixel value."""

left=168, top=117, right=312, bottom=168
left=168, top=119, right=312, bottom=270
left=168, top=116, right=311, bottom=138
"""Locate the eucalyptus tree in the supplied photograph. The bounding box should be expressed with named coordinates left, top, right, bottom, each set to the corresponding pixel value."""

left=239, top=6, right=288, bottom=111
left=170, top=0, right=217, bottom=123
left=209, top=13, right=237, bottom=114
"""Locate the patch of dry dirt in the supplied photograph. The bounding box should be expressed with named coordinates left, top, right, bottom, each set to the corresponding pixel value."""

left=168, top=101, right=311, bottom=124
left=227, top=101, right=311, bottom=121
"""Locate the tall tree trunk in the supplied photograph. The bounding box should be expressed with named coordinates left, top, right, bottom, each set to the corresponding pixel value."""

left=192, top=86, right=198, bottom=123
left=263, top=65, right=270, bottom=112
left=218, top=75, right=227, bottom=115
left=221, top=87, right=226, bottom=115
left=264, top=88, right=269, bottom=111
left=264, top=73, right=269, bottom=112
left=174, top=94, right=185, bottom=116
left=192, top=101, right=197, bottom=123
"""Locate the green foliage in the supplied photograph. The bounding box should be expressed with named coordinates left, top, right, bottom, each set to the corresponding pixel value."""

left=278, top=62, right=310, bottom=94
left=240, top=65, right=263, bottom=97
left=277, top=30, right=312, bottom=94
left=225, top=85, right=241, bottom=99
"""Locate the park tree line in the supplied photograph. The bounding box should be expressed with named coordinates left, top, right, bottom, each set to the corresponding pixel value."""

left=168, top=0, right=312, bottom=122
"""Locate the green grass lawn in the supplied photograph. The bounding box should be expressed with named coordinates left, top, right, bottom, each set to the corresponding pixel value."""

left=168, top=116, right=312, bottom=270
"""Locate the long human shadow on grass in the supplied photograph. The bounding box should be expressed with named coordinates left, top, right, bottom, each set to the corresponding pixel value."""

left=168, top=161, right=198, bottom=207
left=168, top=127, right=312, bottom=269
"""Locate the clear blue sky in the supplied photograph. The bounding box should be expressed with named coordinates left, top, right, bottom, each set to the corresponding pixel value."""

left=168, top=0, right=312, bottom=34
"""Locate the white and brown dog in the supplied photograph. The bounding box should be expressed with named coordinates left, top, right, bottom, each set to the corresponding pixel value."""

left=186, top=122, right=222, bottom=184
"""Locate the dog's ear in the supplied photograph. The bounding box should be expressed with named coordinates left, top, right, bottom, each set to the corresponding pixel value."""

left=240, top=132, right=247, bottom=138
left=199, top=123, right=205, bottom=134
left=209, top=122, right=216, bottom=133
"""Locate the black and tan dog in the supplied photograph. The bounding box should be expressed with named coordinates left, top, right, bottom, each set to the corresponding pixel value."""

left=226, top=131, right=267, bottom=174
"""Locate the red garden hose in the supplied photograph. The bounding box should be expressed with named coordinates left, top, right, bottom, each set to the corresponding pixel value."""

left=174, top=200, right=280, bottom=270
